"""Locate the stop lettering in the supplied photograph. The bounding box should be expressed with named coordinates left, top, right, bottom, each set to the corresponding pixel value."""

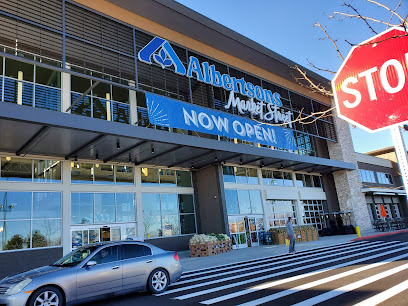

left=332, top=27, right=408, bottom=132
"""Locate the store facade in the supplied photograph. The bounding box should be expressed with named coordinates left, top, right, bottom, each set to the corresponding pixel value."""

left=0, top=0, right=360, bottom=276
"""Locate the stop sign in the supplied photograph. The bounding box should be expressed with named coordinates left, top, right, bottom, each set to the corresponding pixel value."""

left=332, top=27, right=408, bottom=132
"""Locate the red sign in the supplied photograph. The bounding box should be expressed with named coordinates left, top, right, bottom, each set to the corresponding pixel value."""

left=380, top=204, right=387, bottom=219
left=332, top=27, right=408, bottom=132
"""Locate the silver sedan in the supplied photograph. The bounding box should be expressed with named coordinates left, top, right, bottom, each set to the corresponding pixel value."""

left=0, top=241, right=182, bottom=306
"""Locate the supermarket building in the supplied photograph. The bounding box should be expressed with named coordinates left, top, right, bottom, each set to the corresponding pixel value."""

left=0, top=0, right=375, bottom=275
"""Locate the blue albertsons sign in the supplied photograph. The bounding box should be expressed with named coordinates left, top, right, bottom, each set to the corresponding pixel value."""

left=145, top=92, right=297, bottom=151
left=139, top=36, right=298, bottom=151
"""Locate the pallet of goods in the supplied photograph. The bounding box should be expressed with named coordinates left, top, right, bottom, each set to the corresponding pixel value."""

left=189, top=234, right=232, bottom=257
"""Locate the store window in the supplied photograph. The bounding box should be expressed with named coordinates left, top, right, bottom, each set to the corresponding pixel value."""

left=222, top=166, right=259, bottom=185
left=267, top=200, right=297, bottom=227
left=70, top=76, right=131, bottom=124
left=359, top=169, right=376, bottom=183
left=377, top=172, right=393, bottom=185
left=301, top=200, right=325, bottom=229
left=141, top=168, right=192, bottom=187
left=3, top=58, right=61, bottom=111
left=1, top=157, right=61, bottom=183
left=225, top=189, right=264, bottom=215
left=71, top=193, right=136, bottom=225
left=142, top=193, right=196, bottom=238
left=71, top=162, right=134, bottom=185
left=0, top=192, right=61, bottom=251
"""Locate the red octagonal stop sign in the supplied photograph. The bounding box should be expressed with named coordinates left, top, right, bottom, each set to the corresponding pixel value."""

left=332, top=27, right=408, bottom=132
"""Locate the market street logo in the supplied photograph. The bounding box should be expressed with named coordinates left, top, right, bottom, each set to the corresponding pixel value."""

left=138, top=37, right=186, bottom=75
left=138, top=36, right=292, bottom=126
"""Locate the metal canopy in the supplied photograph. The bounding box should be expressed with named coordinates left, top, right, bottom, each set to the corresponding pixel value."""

left=0, top=103, right=355, bottom=174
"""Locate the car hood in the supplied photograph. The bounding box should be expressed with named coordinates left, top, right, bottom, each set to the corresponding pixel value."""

left=2, top=265, right=68, bottom=284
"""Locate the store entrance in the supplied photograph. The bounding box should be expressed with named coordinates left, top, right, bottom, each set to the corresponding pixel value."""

left=228, top=216, right=264, bottom=249
left=71, top=223, right=137, bottom=250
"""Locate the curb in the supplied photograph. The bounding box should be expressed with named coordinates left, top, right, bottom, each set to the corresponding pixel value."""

left=352, top=229, right=408, bottom=241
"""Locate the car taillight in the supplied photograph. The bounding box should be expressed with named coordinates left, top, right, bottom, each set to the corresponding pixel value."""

left=174, top=252, right=179, bottom=261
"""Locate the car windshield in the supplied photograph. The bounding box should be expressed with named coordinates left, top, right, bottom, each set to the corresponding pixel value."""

left=52, top=246, right=99, bottom=267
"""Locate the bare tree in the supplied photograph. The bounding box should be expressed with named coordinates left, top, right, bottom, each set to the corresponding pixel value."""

left=293, top=0, right=408, bottom=98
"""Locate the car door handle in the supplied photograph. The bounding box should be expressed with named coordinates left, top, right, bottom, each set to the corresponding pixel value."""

left=146, top=260, right=153, bottom=263
left=112, top=266, right=120, bottom=270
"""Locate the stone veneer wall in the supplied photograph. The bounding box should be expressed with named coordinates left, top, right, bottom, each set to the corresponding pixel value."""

left=327, top=106, right=372, bottom=230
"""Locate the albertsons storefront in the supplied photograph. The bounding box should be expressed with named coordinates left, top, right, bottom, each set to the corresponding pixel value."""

left=0, top=0, right=360, bottom=276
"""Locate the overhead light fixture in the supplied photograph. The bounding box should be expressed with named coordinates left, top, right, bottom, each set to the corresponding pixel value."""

left=74, top=156, right=78, bottom=161
left=116, top=142, right=120, bottom=150
left=5, top=157, right=11, bottom=161
left=222, top=160, right=226, bottom=165
left=128, top=155, right=132, bottom=163
left=96, top=153, right=99, bottom=160
left=95, top=164, right=100, bottom=168
left=240, top=159, right=243, bottom=165
left=191, top=164, right=195, bottom=170
left=151, top=146, right=155, bottom=154
left=260, top=162, right=264, bottom=168
left=215, top=156, right=218, bottom=162
left=279, top=163, right=284, bottom=169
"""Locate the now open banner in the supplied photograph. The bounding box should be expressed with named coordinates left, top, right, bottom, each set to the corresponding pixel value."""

left=145, top=92, right=298, bottom=151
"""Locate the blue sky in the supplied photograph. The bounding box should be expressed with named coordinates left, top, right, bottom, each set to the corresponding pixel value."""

left=174, top=0, right=408, bottom=153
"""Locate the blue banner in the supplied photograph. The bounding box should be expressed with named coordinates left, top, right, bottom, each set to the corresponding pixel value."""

left=145, top=92, right=298, bottom=151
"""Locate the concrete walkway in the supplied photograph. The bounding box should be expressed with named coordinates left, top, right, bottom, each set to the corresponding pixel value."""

left=178, top=229, right=396, bottom=272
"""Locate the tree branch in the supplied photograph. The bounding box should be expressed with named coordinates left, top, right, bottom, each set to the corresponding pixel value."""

left=306, top=59, right=336, bottom=75
left=364, top=0, right=404, bottom=22
left=313, top=22, right=344, bottom=61
left=292, top=65, right=333, bottom=97
left=330, top=11, right=399, bottom=27
left=343, top=2, right=378, bottom=34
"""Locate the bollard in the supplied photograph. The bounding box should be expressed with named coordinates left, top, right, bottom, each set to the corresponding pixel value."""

left=356, top=226, right=361, bottom=237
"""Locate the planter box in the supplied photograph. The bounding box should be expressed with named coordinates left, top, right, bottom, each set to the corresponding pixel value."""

left=189, top=240, right=232, bottom=257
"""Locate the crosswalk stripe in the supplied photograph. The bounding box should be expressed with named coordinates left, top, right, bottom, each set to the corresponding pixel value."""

left=161, top=241, right=386, bottom=296
left=177, top=240, right=370, bottom=284
left=292, top=260, right=408, bottom=306
left=202, top=243, right=408, bottom=305
left=175, top=240, right=377, bottom=285
left=353, top=278, right=408, bottom=306
left=235, top=249, right=408, bottom=306
left=170, top=241, right=402, bottom=300
left=180, top=240, right=369, bottom=278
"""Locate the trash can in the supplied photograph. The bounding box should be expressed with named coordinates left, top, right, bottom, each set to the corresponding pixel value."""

left=263, top=232, right=273, bottom=245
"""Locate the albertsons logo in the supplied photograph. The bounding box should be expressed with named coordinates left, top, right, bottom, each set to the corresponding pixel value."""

left=138, top=37, right=186, bottom=75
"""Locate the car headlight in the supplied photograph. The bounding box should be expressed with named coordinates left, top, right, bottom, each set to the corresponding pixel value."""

left=7, top=279, right=32, bottom=295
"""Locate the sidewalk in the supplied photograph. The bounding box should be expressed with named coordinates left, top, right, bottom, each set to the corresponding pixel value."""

left=178, top=229, right=400, bottom=272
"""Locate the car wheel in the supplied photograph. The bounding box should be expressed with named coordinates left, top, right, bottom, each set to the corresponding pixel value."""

left=28, top=285, right=64, bottom=306
left=147, top=268, right=169, bottom=294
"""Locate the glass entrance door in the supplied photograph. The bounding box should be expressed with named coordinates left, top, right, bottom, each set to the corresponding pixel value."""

left=229, top=216, right=264, bottom=249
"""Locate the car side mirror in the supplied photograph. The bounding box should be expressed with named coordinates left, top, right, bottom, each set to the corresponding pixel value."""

left=86, top=260, right=97, bottom=267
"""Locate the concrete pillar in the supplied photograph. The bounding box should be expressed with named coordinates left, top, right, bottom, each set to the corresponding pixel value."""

left=327, top=106, right=372, bottom=230
left=192, top=165, right=228, bottom=234
left=129, top=81, right=137, bottom=125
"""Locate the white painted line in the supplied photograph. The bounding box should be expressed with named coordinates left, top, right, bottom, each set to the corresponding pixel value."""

left=235, top=249, right=408, bottom=306
left=176, top=241, right=375, bottom=285
left=180, top=240, right=368, bottom=277
left=353, top=278, right=408, bottom=306
left=160, top=241, right=385, bottom=296
left=293, top=260, right=408, bottom=306
left=167, top=241, right=401, bottom=300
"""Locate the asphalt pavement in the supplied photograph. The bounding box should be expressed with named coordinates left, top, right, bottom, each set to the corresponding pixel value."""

left=83, top=229, right=408, bottom=305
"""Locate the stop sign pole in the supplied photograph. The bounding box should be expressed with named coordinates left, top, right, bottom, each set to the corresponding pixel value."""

left=332, top=27, right=408, bottom=218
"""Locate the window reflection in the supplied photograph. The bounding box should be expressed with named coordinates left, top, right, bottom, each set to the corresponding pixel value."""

left=94, top=193, right=115, bottom=223
left=0, top=157, right=32, bottom=182
left=94, top=164, right=114, bottom=185
left=33, top=160, right=61, bottom=183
